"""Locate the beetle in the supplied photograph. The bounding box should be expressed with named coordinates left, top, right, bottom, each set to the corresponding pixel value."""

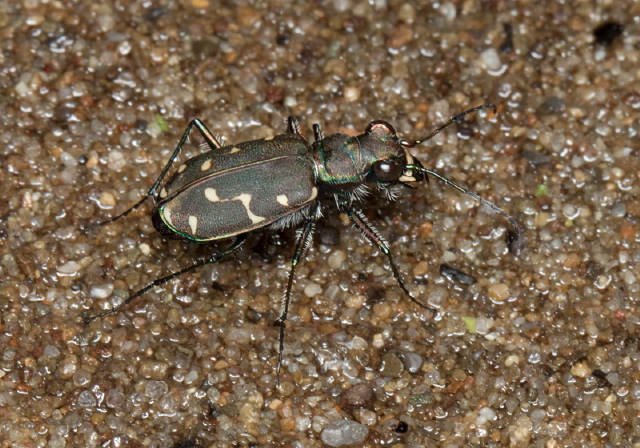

left=83, top=104, right=519, bottom=385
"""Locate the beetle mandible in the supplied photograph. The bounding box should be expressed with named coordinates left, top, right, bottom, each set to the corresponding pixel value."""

left=83, top=104, right=520, bottom=385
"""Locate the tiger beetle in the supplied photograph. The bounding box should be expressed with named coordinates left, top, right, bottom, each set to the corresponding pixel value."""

left=83, top=104, right=519, bottom=386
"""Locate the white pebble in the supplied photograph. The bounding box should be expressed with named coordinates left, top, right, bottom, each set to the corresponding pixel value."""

left=90, top=284, right=114, bottom=299
left=57, top=260, right=81, bottom=276
left=107, top=150, right=126, bottom=171
left=304, top=282, right=323, bottom=298
left=328, top=250, right=346, bottom=269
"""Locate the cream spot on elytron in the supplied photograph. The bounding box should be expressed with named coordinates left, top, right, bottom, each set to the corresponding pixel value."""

left=159, top=187, right=168, bottom=198
left=234, top=193, right=265, bottom=224
left=205, top=188, right=220, bottom=202
left=308, top=186, right=318, bottom=202
left=276, top=194, right=289, bottom=207
left=164, top=207, right=173, bottom=227
left=264, top=136, right=274, bottom=141
left=228, top=147, right=241, bottom=154
left=188, top=215, right=198, bottom=235
left=177, top=164, right=187, bottom=173
left=200, top=159, right=212, bottom=171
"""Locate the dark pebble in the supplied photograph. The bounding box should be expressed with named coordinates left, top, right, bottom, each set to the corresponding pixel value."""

left=593, top=22, right=624, bottom=47
left=440, top=264, right=477, bottom=285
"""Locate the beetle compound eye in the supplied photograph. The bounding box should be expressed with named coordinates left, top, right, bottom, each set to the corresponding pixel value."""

left=373, top=158, right=403, bottom=182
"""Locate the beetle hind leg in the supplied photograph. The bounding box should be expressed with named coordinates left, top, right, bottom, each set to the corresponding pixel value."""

left=84, top=119, right=223, bottom=232
left=83, top=234, right=247, bottom=323
left=285, top=116, right=302, bottom=134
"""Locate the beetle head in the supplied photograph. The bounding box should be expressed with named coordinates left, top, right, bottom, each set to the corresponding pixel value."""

left=360, top=121, right=424, bottom=186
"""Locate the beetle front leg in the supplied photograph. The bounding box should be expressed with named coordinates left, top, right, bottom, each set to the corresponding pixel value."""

left=274, top=211, right=317, bottom=386
left=340, top=200, right=437, bottom=315
left=84, top=118, right=223, bottom=231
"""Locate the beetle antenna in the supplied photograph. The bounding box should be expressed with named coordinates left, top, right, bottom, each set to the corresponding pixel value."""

left=399, top=104, right=496, bottom=147
left=408, top=165, right=520, bottom=239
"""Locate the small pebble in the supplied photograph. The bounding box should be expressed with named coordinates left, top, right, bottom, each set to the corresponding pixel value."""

left=379, top=352, right=404, bottom=377
left=397, top=351, right=424, bottom=373
left=145, top=380, right=168, bottom=400
left=105, top=389, right=125, bottom=409
left=339, top=384, right=375, bottom=409
left=398, top=3, right=416, bottom=23
left=440, top=264, right=476, bottom=285
left=481, top=49, right=501, bottom=70
left=488, top=284, right=510, bottom=303
left=571, top=362, right=590, bottom=378
left=57, top=260, right=81, bottom=276
left=508, top=416, right=532, bottom=446
left=320, top=419, right=369, bottom=447
left=43, top=345, right=60, bottom=357
left=477, top=407, right=497, bottom=425
left=372, top=302, right=392, bottom=320
left=386, top=24, right=413, bottom=49
left=412, top=260, right=429, bottom=277
left=77, top=391, right=97, bottom=408
left=138, top=361, right=170, bottom=380
left=505, top=355, right=520, bottom=367
left=139, top=243, right=151, bottom=255
left=343, top=87, right=361, bottom=103
left=354, top=409, right=377, bottom=426
left=99, top=191, right=116, bottom=208
left=107, top=150, right=126, bottom=171
left=191, top=0, right=210, bottom=8
left=304, top=282, right=323, bottom=298
left=90, top=284, right=113, bottom=299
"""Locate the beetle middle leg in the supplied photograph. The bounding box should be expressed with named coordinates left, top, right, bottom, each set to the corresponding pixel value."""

left=274, top=204, right=319, bottom=386
left=339, top=197, right=437, bottom=314
left=83, top=234, right=246, bottom=323
left=84, top=118, right=223, bottom=231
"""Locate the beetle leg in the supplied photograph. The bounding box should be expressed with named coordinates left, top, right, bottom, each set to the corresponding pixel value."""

left=286, top=117, right=301, bottom=134
left=82, top=234, right=247, bottom=323
left=312, top=124, right=324, bottom=142
left=341, top=203, right=437, bottom=315
left=274, top=206, right=318, bottom=386
left=84, top=119, right=223, bottom=231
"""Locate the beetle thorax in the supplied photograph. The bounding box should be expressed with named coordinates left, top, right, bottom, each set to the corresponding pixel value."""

left=312, top=130, right=408, bottom=193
